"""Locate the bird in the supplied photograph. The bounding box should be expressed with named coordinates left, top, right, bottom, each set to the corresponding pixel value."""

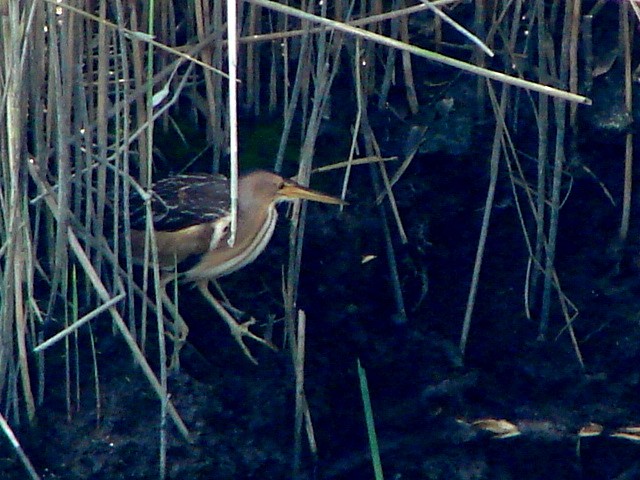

left=127, top=170, right=345, bottom=364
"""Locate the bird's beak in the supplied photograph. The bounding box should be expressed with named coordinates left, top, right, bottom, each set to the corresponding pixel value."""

left=280, top=180, right=347, bottom=205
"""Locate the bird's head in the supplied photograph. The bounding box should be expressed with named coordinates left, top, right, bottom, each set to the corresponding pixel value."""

left=238, top=170, right=345, bottom=210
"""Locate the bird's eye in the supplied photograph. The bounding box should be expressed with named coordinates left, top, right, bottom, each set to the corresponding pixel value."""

left=278, top=181, right=285, bottom=190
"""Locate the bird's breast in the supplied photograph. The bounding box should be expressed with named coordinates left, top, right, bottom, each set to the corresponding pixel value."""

left=183, top=205, right=279, bottom=281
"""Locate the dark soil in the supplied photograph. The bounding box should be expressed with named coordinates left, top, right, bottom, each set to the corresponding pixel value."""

left=4, top=13, right=640, bottom=480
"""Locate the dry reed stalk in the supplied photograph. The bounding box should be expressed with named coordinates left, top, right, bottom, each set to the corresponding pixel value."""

left=619, top=2, right=633, bottom=243
left=43, top=0, right=69, bottom=324
left=194, top=0, right=222, bottom=165
left=357, top=0, right=408, bottom=242
left=483, top=32, right=585, bottom=366
left=139, top=4, right=171, bottom=475
left=292, top=309, right=306, bottom=478
left=28, top=163, right=191, bottom=442
left=134, top=0, right=152, bottom=350
left=474, top=0, right=487, bottom=109
left=34, top=294, right=126, bottom=352
left=550, top=268, right=584, bottom=369
left=376, top=161, right=408, bottom=243
left=340, top=37, right=364, bottom=207
left=1, top=0, right=37, bottom=425
left=313, top=156, right=398, bottom=173
left=0, top=412, right=40, bottom=480
left=361, top=113, right=409, bottom=325
left=539, top=0, right=575, bottom=339
left=376, top=0, right=400, bottom=109
left=47, top=0, right=227, bottom=79
left=348, top=17, right=410, bottom=327
left=111, top=0, right=137, bottom=336
left=227, top=0, right=240, bottom=248
left=87, top=322, right=102, bottom=428
left=459, top=81, right=506, bottom=357
left=528, top=0, right=550, bottom=318
left=249, top=0, right=590, bottom=104
left=93, top=0, right=109, bottom=285
left=568, top=0, right=581, bottom=127
left=274, top=8, right=313, bottom=172
left=240, top=0, right=458, bottom=45
left=269, top=20, right=279, bottom=116
left=289, top=0, right=346, bottom=286
left=423, top=0, right=494, bottom=57
left=211, top=0, right=225, bottom=171
left=361, top=0, right=377, bottom=99
left=282, top=11, right=345, bottom=473
left=581, top=14, right=593, bottom=95
left=399, top=13, right=419, bottom=115
left=245, top=4, right=261, bottom=115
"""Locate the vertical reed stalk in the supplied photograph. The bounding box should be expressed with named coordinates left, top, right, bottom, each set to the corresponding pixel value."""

left=539, top=0, right=574, bottom=338
left=619, top=1, right=633, bottom=243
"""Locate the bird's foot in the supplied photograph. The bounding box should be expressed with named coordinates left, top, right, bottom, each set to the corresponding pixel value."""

left=227, top=316, right=277, bottom=365
left=164, top=317, right=189, bottom=371
left=196, top=281, right=277, bottom=364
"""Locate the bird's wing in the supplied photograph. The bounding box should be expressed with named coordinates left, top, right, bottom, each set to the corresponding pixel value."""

left=129, top=173, right=231, bottom=232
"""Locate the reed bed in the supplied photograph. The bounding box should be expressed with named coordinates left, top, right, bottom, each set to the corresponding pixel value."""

left=0, top=0, right=626, bottom=477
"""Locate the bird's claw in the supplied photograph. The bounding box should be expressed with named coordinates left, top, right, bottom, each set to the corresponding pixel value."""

left=228, top=317, right=277, bottom=365
left=164, top=317, right=189, bottom=371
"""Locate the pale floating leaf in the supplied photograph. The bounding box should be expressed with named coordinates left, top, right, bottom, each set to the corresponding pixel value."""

left=361, top=255, right=377, bottom=264
left=578, top=423, right=603, bottom=438
left=472, top=418, right=519, bottom=436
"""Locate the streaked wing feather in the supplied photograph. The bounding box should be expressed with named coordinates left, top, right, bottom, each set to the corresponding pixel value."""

left=130, top=173, right=231, bottom=231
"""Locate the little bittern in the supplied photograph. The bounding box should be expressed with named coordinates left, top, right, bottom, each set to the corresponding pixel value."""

left=129, top=170, right=344, bottom=363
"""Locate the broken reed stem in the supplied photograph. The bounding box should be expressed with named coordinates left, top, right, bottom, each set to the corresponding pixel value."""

left=34, top=294, right=126, bottom=352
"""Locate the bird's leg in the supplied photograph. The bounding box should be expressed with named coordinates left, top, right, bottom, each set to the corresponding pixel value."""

left=159, top=274, right=189, bottom=371
left=195, top=280, right=276, bottom=364
left=210, top=279, right=252, bottom=320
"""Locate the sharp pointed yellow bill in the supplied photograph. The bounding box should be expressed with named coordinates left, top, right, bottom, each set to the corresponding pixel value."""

left=279, top=181, right=346, bottom=205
